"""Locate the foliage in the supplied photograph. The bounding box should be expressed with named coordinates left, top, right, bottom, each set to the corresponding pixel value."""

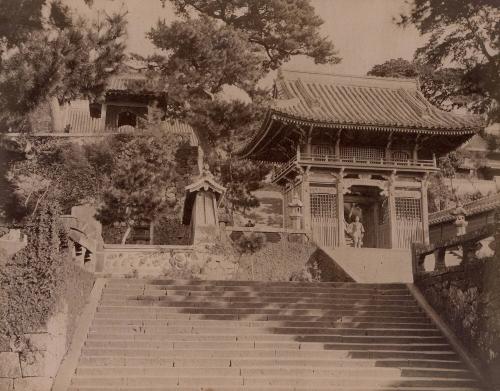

left=438, top=151, right=464, bottom=181
left=289, top=260, right=321, bottom=282
left=234, top=240, right=317, bottom=281
left=367, top=58, right=481, bottom=113
left=133, top=0, right=340, bottom=217
left=0, top=200, right=67, bottom=338
left=234, top=232, right=267, bottom=254
left=368, top=58, right=419, bottom=79
left=166, top=0, right=340, bottom=71
left=153, top=216, right=191, bottom=245
left=0, top=1, right=127, bottom=131
left=96, top=130, right=195, bottom=244
left=427, top=173, right=454, bottom=212
left=398, top=0, right=500, bottom=122
left=4, top=137, right=114, bottom=221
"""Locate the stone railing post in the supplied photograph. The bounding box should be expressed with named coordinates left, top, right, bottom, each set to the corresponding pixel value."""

left=434, top=247, right=446, bottom=271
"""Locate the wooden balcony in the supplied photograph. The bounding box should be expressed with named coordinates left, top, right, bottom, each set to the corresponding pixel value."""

left=272, top=152, right=438, bottom=182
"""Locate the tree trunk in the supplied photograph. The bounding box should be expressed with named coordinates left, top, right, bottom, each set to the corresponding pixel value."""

left=149, top=221, right=154, bottom=245
left=121, top=225, right=132, bottom=244
left=49, top=97, right=64, bottom=133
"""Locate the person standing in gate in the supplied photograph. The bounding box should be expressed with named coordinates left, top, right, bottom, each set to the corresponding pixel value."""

left=351, top=215, right=365, bottom=248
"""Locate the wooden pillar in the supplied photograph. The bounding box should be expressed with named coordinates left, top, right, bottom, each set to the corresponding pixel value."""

left=306, top=126, right=313, bottom=156
left=388, top=173, right=397, bottom=248
left=282, top=183, right=288, bottom=229
left=421, top=176, right=430, bottom=245
left=413, top=134, right=421, bottom=163
left=373, top=203, right=379, bottom=248
left=301, top=171, right=311, bottom=231
left=101, top=104, right=107, bottom=131
left=334, top=130, right=342, bottom=157
left=385, top=132, right=393, bottom=160
left=336, top=172, right=345, bottom=246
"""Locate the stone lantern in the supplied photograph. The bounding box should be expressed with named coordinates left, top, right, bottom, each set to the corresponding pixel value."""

left=288, top=195, right=303, bottom=230
left=451, top=204, right=468, bottom=236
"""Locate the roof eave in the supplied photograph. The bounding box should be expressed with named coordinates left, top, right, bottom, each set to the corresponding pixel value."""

left=269, top=110, right=482, bottom=136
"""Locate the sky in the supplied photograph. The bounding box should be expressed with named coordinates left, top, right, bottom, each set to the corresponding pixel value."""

left=66, top=0, right=425, bottom=76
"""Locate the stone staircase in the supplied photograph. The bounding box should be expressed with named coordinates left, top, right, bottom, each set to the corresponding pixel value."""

left=68, top=279, right=486, bottom=390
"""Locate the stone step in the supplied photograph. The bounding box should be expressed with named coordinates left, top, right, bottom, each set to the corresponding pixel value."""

left=78, top=356, right=466, bottom=370
left=105, top=279, right=408, bottom=288
left=105, top=289, right=414, bottom=299
left=74, top=366, right=397, bottom=378
left=68, top=388, right=483, bottom=391
left=91, top=318, right=437, bottom=329
left=70, top=375, right=480, bottom=388
left=80, top=348, right=460, bottom=361
left=74, top=366, right=474, bottom=379
left=84, top=334, right=448, bottom=345
left=68, top=279, right=485, bottom=391
left=96, top=306, right=426, bottom=318
left=104, top=286, right=413, bottom=296
left=88, top=325, right=442, bottom=337
left=99, top=299, right=421, bottom=311
left=92, top=312, right=432, bottom=324
left=100, top=293, right=417, bottom=305
left=82, top=340, right=452, bottom=352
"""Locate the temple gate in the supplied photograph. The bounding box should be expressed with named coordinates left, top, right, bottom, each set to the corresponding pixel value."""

left=238, top=70, right=484, bottom=249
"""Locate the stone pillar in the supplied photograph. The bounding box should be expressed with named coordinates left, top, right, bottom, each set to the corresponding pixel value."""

left=288, top=195, right=303, bottom=230
left=336, top=174, right=345, bottom=246
left=452, top=205, right=468, bottom=236
left=421, top=177, right=430, bottom=245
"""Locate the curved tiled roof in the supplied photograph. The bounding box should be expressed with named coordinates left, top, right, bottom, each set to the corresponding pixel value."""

left=273, top=69, right=483, bottom=132
left=429, top=193, right=500, bottom=225
left=63, top=107, right=199, bottom=146
left=107, top=73, right=156, bottom=93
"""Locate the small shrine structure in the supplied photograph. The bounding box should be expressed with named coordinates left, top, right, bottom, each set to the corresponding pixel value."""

left=238, top=70, right=484, bottom=249
left=182, top=168, right=226, bottom=244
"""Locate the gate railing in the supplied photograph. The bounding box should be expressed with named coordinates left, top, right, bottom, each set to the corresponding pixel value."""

left=273, top=153, right=437, bottom=181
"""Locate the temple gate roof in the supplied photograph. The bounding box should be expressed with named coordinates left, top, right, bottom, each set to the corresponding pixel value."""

left=272, top=69, right=482, bottom=131
left=238, top=69, right=485, bottom=161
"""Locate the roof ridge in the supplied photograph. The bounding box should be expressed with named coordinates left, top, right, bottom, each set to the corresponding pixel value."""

left=280, top=68, right=419, bottom=84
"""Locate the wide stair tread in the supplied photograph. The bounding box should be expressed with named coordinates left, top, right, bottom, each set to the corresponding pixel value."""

left=69, top=279, right=487, bottom=390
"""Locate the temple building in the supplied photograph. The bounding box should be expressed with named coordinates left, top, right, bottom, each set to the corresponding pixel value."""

left=238, top=70, right=485, bottom=249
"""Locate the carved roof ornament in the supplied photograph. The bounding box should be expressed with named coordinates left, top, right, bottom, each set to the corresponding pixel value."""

left=451, top=204, right=467, bottom=217
left=185, top=169, right=226, bottom=196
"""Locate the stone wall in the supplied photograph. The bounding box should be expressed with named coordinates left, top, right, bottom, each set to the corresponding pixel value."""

left=416, top=258, right=500, bottom=386
left=0, top=306, right=69, bottom=391
left=100, top=243, right=238, bottom=280
left=101, top=245, right=195, bottom=277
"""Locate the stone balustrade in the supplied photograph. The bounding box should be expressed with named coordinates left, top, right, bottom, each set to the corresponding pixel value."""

left=411, top=224, right=495, bottom=277
left=411, top=221, right=500, bottom=387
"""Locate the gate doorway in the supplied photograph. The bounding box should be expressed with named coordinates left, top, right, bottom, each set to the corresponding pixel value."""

left=343, top=185, right=385, bottom=248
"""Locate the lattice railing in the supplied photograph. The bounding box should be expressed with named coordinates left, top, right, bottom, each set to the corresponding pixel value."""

left=272, top=149, right=437, bottom=181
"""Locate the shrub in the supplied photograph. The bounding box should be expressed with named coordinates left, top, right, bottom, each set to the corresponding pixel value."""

left=234, top=241, right=317, bottom=281
left=0, top=199, right=94, bottom=347
left=234, top=232, right=266, bottom=254
left=0, top=200, right=67, bottom=337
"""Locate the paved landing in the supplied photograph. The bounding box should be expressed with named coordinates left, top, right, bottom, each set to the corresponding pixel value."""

left=322, top=247, right=414, bottom=283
